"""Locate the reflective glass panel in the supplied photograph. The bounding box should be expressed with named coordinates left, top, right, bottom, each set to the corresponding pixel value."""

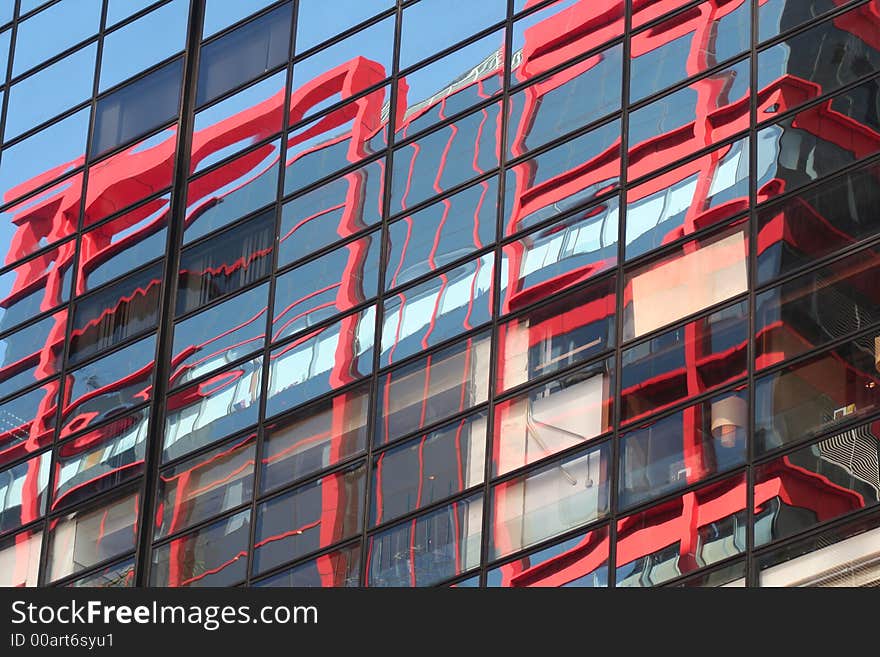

left=487, top=525, right=609, bottom=587
left=203, top=0, right=280, bottom=38
left=758, top=0, right=863, bottom=43
left=261, top=384, right=369, bottom=494
left=47, top=488, right=139, bottom=582
left=272, top=232, right=381, bottom=342
left=170, top=283, right=268, bottom=388
left=0, top=310, right=65, bottom=402
left=151, top=509, right=251, bottom=587
left=755, top=338, right=880, bottom=454
left=11, top=0, right=101, bottom=77
left=385, top=177, right=498, bottom=291
left=53, top=410, right=149, bottom=511
left=754, top=421, right=880, bottom=548
left=0, top=243, right=74, bottom=336
left=375, top=330, right=491, bottom=447
left=490, top=441, right=611, bottom=559
left=155, top=433, right=256, bottom=539
left=266, top=306, right=376, bottom=417
left=380, top=253, right=495, bottom=367
left=0, top=527, right=42, bottom=587
left=65, top=557, right=135, bottom=588
left=496, top=278, right=616, bottom=392
left=621, top=301, right=748, bottom=424
left=616, top=472, right=746, bottom=587
left=253, top=462, right=366, bottom=574
left=295, top=0, right=393, bottom=54
left=622, top=219, right=749, bottom=341
left=371, top=412, right=487, bottom=526
left=367, top=492, right=483, bottom=587
left=0, top=382, right=58, bottom=467
left=494, top=357, right=614, bottom=477
left=254, top=543, right=361, bottom=587
left=0, top=450, right=49, bottom=536
left=163, top=356, right=263, bottom=463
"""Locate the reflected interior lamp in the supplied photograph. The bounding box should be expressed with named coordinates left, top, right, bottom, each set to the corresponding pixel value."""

left=710, top=396, right=746, bottom=448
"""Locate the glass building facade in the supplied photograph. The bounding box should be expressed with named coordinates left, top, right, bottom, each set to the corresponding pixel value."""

left=0, top=0, right=879, bottom=588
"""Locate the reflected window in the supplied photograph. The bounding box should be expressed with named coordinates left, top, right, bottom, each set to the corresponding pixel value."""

left=151, top=509, right=250, bottom=587
left=261, top=384, right=369, bottom=493
left=253, top=462, right=366, bottom=574
left=367, top=492, right=483, bottom=587
left=371, top=412, right=487, bottom=526
left=155, top=433, right=256, bottom=539
left=163, top=356, right=262, bottom=463
left=375, top=331, right=491, bottom=447
left=266, top=306, right=376, bottom=417
left=623, top=220, right=748, bottom=341
left=494, top=358, right=613, bottom=477
left=490, top=441, right=611, bottom=559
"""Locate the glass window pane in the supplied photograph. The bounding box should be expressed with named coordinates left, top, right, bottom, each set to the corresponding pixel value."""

left=191, top=70, right=286, bottom=174
left=632, top=0, right=697, bottom=29
left=386, top=177, right=498, bottom=291
left=503, top=119, right=622, bottom=235
left=756, top=249, right=880, bottom=370
left=65, top=557, right=135, bottom=587
left=755, top=338, right=880, bottom=454
left=628, top=60, right=750, bottom=179
left=0, top=450, right=49, bottom=536
left=266, top=306, right=376, bottom=417
left=0, top=245, right=75, bottom=339
left=625, top=137, right=750, bottom=262
left=170, top=283, right=268, bottom=388
left=203, top=0, right=279, bottom=38
left=621, top=301, right=748, bottom=424
left=487, top=525, right=609, bottom=587
left=77, top=194, right=170, bottom=294
left=284, top=86, right=389, bottom=197
left=105, top=0, right=160, bottom=27
left=367, top=492, right=483, bottom=587
left=511, top=0, right=626, bottom=86
left=756, top=75, right=880, bottom=205
left=757, top=5, right=880, bottom=122
left=150, top=508, right=251, bottom=586
left=497, top=278, right=616, bottom=393
left=92, top=58, right=182, bottom=157
left=500, top=200, right=617, bottom=314
left=11, top=0, right=101, bottom=77
left=99, top=0, right=189, bottom=92
left=47, top=488, right=139, bottom=582
left=278, top=161, right=383, bottom=268
left=0, top=382, right=58, bottom=467
left=0, top=107, right=89, bottom=208
left=399, top=0, right=506, bottom=71
left=616, top=472, right=746, bottom=587
left=490, top=441, right=611, bottom=559
left=254, top=543, right=361, bottom=587
left=6, top=43, right=97, bottom=140
left=0, top=172, right=82, bottom=269
left=61, top=334, right=156, bottom=437
left=295, top=0, right=393, bottom=54
left=163, top=356, right=263, bottom=463
left=754, top=422, right=880, bottom=549
left=756, top=161, right=880, bottom=285
left=371, top=412, right=487, bottom=526
left=758, top=0, right=862, bottom=44
left=0, top=310, right=65, bottom=402
left=673, top=560, right=746, bottom=587
left=184, top=140, right=281, bottom=245
left=53, top=409, right=149, bottom=511
left=68, top=261, right=163, bottom=365
left=261, top=383, right=369, bottom=494
left=176, top=209, right=275, bottom=316
left=253, top=462, right=366, bottom=574
left=494, top=357, right=614, bottom=477
left=196, top=1, right=292, bottom=107
left=83, top=127, right=177, bottom=227
left=272, top=232, right=381, bottom=342
left=622, top=219, right=749, bottom=341
left=390, top=101, right=501, bottom=214
left=155, top=433, right=256, bottom=539
left=394, top=30, right=505, bottom=141
left=630, top=0, right=750, bottom=103
left=380, top=253, right=495, bottom=367
left=508, top=43, right=622, bottom=159
left=620, top=389, right=748, bottom=511
left=0, top=527, right=42, bottom=587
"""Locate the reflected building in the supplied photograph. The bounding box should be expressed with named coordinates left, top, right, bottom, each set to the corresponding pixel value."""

left=0, top=0, right=879, bottom=588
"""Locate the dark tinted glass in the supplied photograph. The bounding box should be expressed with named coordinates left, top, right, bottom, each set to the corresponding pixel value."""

left=254, top=543, right=361, bottom=587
